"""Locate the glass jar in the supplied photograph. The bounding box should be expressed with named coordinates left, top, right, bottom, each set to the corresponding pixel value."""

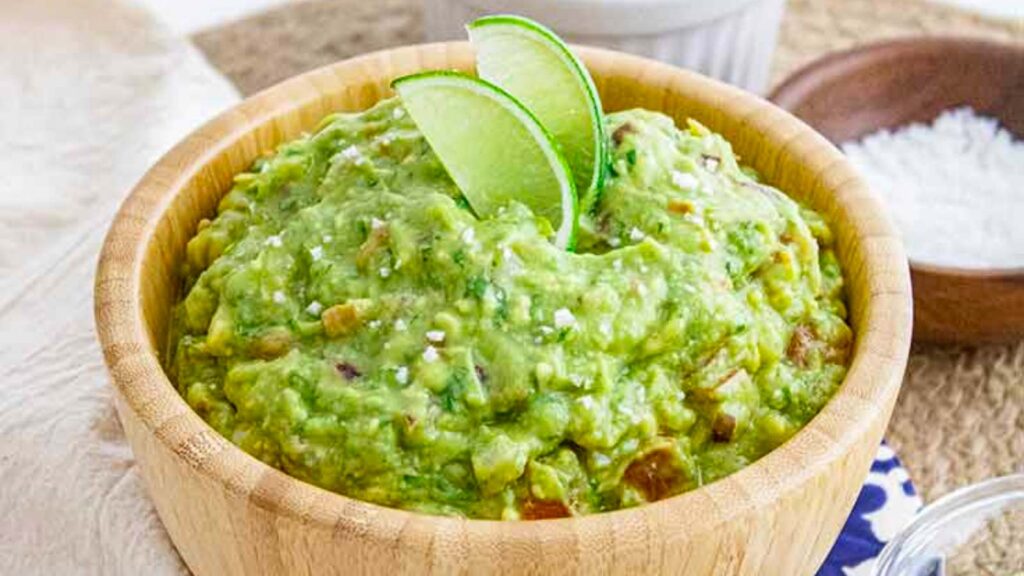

left=873, top=474, right=1024, bottom=576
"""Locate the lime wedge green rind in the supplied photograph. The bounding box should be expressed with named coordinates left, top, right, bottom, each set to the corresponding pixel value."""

left=392, top=71, right=578, bottom=249
left=468, top=14, right=607, bottom=201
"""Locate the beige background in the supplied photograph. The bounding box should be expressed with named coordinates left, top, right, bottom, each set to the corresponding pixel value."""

left=0, top=0, right=238, bottom=573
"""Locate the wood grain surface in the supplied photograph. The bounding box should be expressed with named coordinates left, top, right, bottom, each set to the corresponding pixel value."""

left=770, top=37, right=1024, bottom=344
left=94, top=44, right=913, bottom=575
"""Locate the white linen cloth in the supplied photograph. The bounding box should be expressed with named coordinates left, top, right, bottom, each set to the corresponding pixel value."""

left=0, top=1, right=238, bottom=573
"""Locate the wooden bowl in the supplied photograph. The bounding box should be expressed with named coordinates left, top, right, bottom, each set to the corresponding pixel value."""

left=770, top=37, right=1024, bottom=344
left=95, top=43, right=912, bottom=575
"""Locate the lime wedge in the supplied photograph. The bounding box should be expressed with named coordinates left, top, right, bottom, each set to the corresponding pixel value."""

left=468, top=15, right=607, bottom=199
left=393, top=72, right=578, bottom=249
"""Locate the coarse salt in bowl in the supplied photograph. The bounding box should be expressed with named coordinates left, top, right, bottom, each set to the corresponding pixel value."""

left=769, top=37, right=1024, bottom=344
left=839, top=107, right=1024, bottom=271
left=422, top=0, right=788, bottom=94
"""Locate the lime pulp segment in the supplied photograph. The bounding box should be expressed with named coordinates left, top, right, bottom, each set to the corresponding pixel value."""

left=468, top=15, right=607, bottom=200
left=392, top=71, right=578, bottom=249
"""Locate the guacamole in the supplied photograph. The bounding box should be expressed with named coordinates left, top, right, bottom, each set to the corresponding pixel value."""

left=170, top=97, right=852, bottom=519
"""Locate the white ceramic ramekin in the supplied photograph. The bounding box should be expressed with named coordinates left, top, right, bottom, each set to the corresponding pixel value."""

left=422, top=0, right=787, bottom=94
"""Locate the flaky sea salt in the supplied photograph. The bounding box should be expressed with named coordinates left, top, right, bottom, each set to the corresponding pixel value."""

left=671, top=170, right=699, bottom=190
left=553, top=308, right=576, bottom=329
left=395, top=366, right=409, bottom=384
left=341, top=145, right=363, bottom=162
left=422, top=345, right=439, bottom=363
left=841, top=107, right=1024, bottom=268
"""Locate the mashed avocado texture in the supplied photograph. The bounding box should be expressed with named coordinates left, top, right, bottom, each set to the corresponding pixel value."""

left=170, top=97, right=852, bottom=519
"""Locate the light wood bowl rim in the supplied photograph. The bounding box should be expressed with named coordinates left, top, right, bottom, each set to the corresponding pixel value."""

left=770, top=35, right=1024, bottom=282
left=95, top=42, right=912, bottom=543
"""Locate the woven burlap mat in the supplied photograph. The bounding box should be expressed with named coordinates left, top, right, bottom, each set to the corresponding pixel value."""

left=193, top=0, right=1024, bottom=503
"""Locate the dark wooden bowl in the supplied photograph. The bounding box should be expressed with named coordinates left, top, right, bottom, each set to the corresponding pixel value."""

left=770, top=37, right=1024, bottom=345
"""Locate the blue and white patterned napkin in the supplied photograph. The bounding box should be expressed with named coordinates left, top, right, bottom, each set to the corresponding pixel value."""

left=818, top=444, right=923, bottom=576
